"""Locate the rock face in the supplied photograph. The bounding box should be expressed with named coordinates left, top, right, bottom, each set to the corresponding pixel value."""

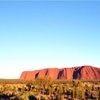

left=20, top=65, right=100, bottom=80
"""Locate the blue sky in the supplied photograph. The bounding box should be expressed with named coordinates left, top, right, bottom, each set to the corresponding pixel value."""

left=0, top=1, right=100, bottom=78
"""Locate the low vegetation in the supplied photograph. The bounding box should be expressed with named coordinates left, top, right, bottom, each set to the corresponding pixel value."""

left=0, top=78, right=100, bottom=100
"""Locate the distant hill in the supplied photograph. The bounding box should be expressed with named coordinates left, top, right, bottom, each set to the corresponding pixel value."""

left=20, top=65, right=100, bottom=80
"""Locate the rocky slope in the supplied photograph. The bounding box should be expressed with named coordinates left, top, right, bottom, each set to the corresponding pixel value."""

left=20, top=65, right=100, bottom=80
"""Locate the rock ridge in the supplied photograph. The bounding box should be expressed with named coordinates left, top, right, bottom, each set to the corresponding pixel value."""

left=20, top=65, right=100, bottom=80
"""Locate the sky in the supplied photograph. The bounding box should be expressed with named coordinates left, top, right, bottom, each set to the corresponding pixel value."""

left=0, top=1, right=100, bottom=79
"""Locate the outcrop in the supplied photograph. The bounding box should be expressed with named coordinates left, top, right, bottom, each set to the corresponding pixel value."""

left=20, top=65, right=100, bottom=80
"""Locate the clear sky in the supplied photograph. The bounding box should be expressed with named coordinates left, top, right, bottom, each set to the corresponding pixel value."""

left=0, top=1, right=100, bottom=79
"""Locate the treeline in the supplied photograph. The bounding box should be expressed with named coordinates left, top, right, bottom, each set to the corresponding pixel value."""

left=0, top=78, right=100, bottom=100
